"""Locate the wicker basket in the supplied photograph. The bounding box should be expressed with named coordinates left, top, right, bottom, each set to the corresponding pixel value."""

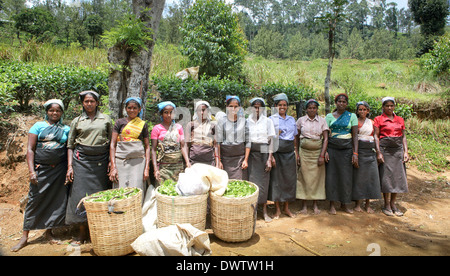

left=210, top=180, right=259, bottom=242
left=155, top=187, right=208, bottom=231
left=82, top=188, right=143, bottom=256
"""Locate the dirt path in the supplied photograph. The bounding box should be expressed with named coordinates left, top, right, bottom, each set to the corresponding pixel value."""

left=0, top=116, right=449, bottom=256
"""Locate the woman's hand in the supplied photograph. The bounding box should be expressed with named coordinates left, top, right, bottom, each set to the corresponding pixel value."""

left=352, top=153, right=359, bottom=168
left=241, top=160, right=248, bottom=170
left=376, top=152, right=384, bottom=164
left=143, top=169, right=150, bottom=182
left=317, top=156, right=325, bottom=166
left=403, top=152, right=409, bottom=163
left=154, top=169, right=161, bottom=182
left=66, top=165, right=74, bottom=184
left=265, top=158, right=272, bottom=172
left=324, top=151, right=330, bottom=163
left=30, top=171, right=38, bottom=185
left=109, top=167, right=118, bottom=183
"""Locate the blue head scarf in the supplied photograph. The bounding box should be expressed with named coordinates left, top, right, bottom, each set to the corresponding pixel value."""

left=125, top=97, right=144, bottom=119
left=157, top=101, right=177, bottom=122
left=226, top=95, right=241, bottom=105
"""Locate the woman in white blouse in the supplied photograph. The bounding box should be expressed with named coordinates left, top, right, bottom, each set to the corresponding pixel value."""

left=247, top=98, right=276, bottom=222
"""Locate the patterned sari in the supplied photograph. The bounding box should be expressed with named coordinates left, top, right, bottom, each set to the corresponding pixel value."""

left=157, top=123, right=184, bottom=183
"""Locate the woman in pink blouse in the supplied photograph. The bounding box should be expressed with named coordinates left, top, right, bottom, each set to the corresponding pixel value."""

left=295, top=99, right=329, bottom=214
left=151, top=101, right=190, bottom=183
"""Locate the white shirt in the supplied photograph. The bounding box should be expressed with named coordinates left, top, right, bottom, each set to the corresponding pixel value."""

left=247, top=114, right=276, bottom=144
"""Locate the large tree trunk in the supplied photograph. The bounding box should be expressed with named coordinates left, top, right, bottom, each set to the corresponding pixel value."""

left=324, top=19, right=337, bottom=115
left=108, top=0, right=166, bottom=119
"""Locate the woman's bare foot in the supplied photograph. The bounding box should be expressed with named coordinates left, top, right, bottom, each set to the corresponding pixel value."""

left=11, top=235, right=28, bottom=252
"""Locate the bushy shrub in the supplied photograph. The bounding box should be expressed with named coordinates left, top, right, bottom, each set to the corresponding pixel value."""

left=0, top=61, right=108, bottom=112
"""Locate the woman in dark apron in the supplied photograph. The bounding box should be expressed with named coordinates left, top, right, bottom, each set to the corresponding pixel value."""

left=186, top=100, right=218, bottom=167
left=325, top=94, right=359, bottom=215
left=216, top=96, right=250, bottom=180
left=65, top=91, right=112, bottom=244
left=11, top=99, right=70, bottom=252
left=352, top=101, right=381, bottom=213
left=247, top=97, right=276, bottom=222
left=374, top=97, right=409, bottom=216
left=268, top=93, right=297, bottom=219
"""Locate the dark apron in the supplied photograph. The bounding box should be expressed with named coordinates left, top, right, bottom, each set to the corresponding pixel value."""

left=269, top=139, right=296, bottom=202
left=65, top=145, right=110, bottom=225
left=23, top=148, right=68, bottom=230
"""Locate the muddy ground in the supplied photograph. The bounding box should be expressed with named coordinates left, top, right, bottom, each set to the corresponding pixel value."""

left=0, top=115, right=449, bottom=256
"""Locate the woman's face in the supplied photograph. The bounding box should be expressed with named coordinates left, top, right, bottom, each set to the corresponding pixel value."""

left=252, top=102, right=262, bottom=117
left=47, top=104, right=63, bottom=123
left=276, top=101, right=288, bottom=116
left=383, top=101, right=395, bottom=116
left=197, top=104, right=208, bottom=121
left=306, top=103, right=318, bottom=118
left=335, top=96, right=348, bottom=111
left=162, top=105, right=174, bottom=123
left=226, top=99, right=240, bottom=116
left=82, top=94, right=98, bottom=114
left=357, top=105, right=370, bottom=119
left=126, top=101, right=141, bottom=119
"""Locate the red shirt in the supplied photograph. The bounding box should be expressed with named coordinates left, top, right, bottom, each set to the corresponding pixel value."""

left=373, top=113, right=405, bottom=139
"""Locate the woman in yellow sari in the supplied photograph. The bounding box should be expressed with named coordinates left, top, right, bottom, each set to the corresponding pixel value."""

left=109, top=97, right=150, bottom=193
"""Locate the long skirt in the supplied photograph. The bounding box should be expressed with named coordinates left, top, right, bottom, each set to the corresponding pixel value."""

left=248, top=143, right=270, bottom=205
left=379, top=137, right=408, bottom=193
left=114, top=141, right=146, bottom=193
left=325, top=138, right=353, bottom=204
left=220, top=143, right=248, bottom=180
left=352, top=140, right=382, bottom=200
left=65, top=145, right=110, bottom=225
left=189, top=143, right=215, bottom=166
left=23, top=148, right=68, bottom=230
left=158, top=151, right=184, bottom=184
left=269, top=139, right=296, bottom=202
left=296, top=138, right=326, bottom=200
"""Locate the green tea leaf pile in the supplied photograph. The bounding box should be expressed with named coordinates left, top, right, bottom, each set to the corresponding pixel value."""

left=158, top=179, right=179, bottom=196
left=86, top=187, right=140, bottom=202
left=223, top=180, right=256, bottom=198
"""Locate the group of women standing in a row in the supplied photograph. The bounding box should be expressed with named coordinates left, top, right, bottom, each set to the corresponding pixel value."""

left=11, top=90, right=409, bottom=252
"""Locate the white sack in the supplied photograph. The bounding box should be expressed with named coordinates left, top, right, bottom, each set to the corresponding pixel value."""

left=131, top=223, right=212, bottom=256
left=141, top=184, right=158, bottom=232
left=176, top=163, right=228, bottom=196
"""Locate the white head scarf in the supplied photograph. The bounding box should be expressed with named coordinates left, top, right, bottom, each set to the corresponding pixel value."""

left=192, top=100, right=211, bottom=121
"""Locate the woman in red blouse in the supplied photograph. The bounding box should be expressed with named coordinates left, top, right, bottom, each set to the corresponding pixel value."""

left=374, top=97, right=409, bottom=216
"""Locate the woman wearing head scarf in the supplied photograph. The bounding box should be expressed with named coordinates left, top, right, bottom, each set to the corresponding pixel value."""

left=65, top=90, right=113, bottom=244
left=11, top=99, right=70, bottom=252
left=268, top=93, right=297, bottom=219
left=295, top=99, right=329, bottom=215
left=151, top=101, right=190, bottom=183
left=109, top=97, right=150, bottom=194
left=374, top=97, right=409, bottom=216
left=216, top=95, right=250, bottom=180
left=325, top=93, right=359, bottom=215
left=352, top=101, right=381, bottom=213
left=185, top=100, right=219, bottom=166
left=247, top=97, right=276, bottom=222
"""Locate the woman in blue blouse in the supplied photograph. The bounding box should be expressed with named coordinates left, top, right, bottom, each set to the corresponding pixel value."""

left=325, top=94, right=359, bottom=215
left=11, top=99, right=70, bottom=252
left=269, top=93, right=298, bottom=219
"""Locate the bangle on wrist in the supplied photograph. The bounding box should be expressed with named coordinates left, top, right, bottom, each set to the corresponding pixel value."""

left=353, top=152, right=358, bottom=156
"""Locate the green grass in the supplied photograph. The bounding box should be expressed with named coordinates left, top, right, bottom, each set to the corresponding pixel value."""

left=406, top=118, right=450, bottom=173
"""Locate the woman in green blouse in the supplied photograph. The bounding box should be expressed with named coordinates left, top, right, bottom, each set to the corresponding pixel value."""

left=325, top=93, right=359, bottom=215
left=65, top=90, right=113, bottom=244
